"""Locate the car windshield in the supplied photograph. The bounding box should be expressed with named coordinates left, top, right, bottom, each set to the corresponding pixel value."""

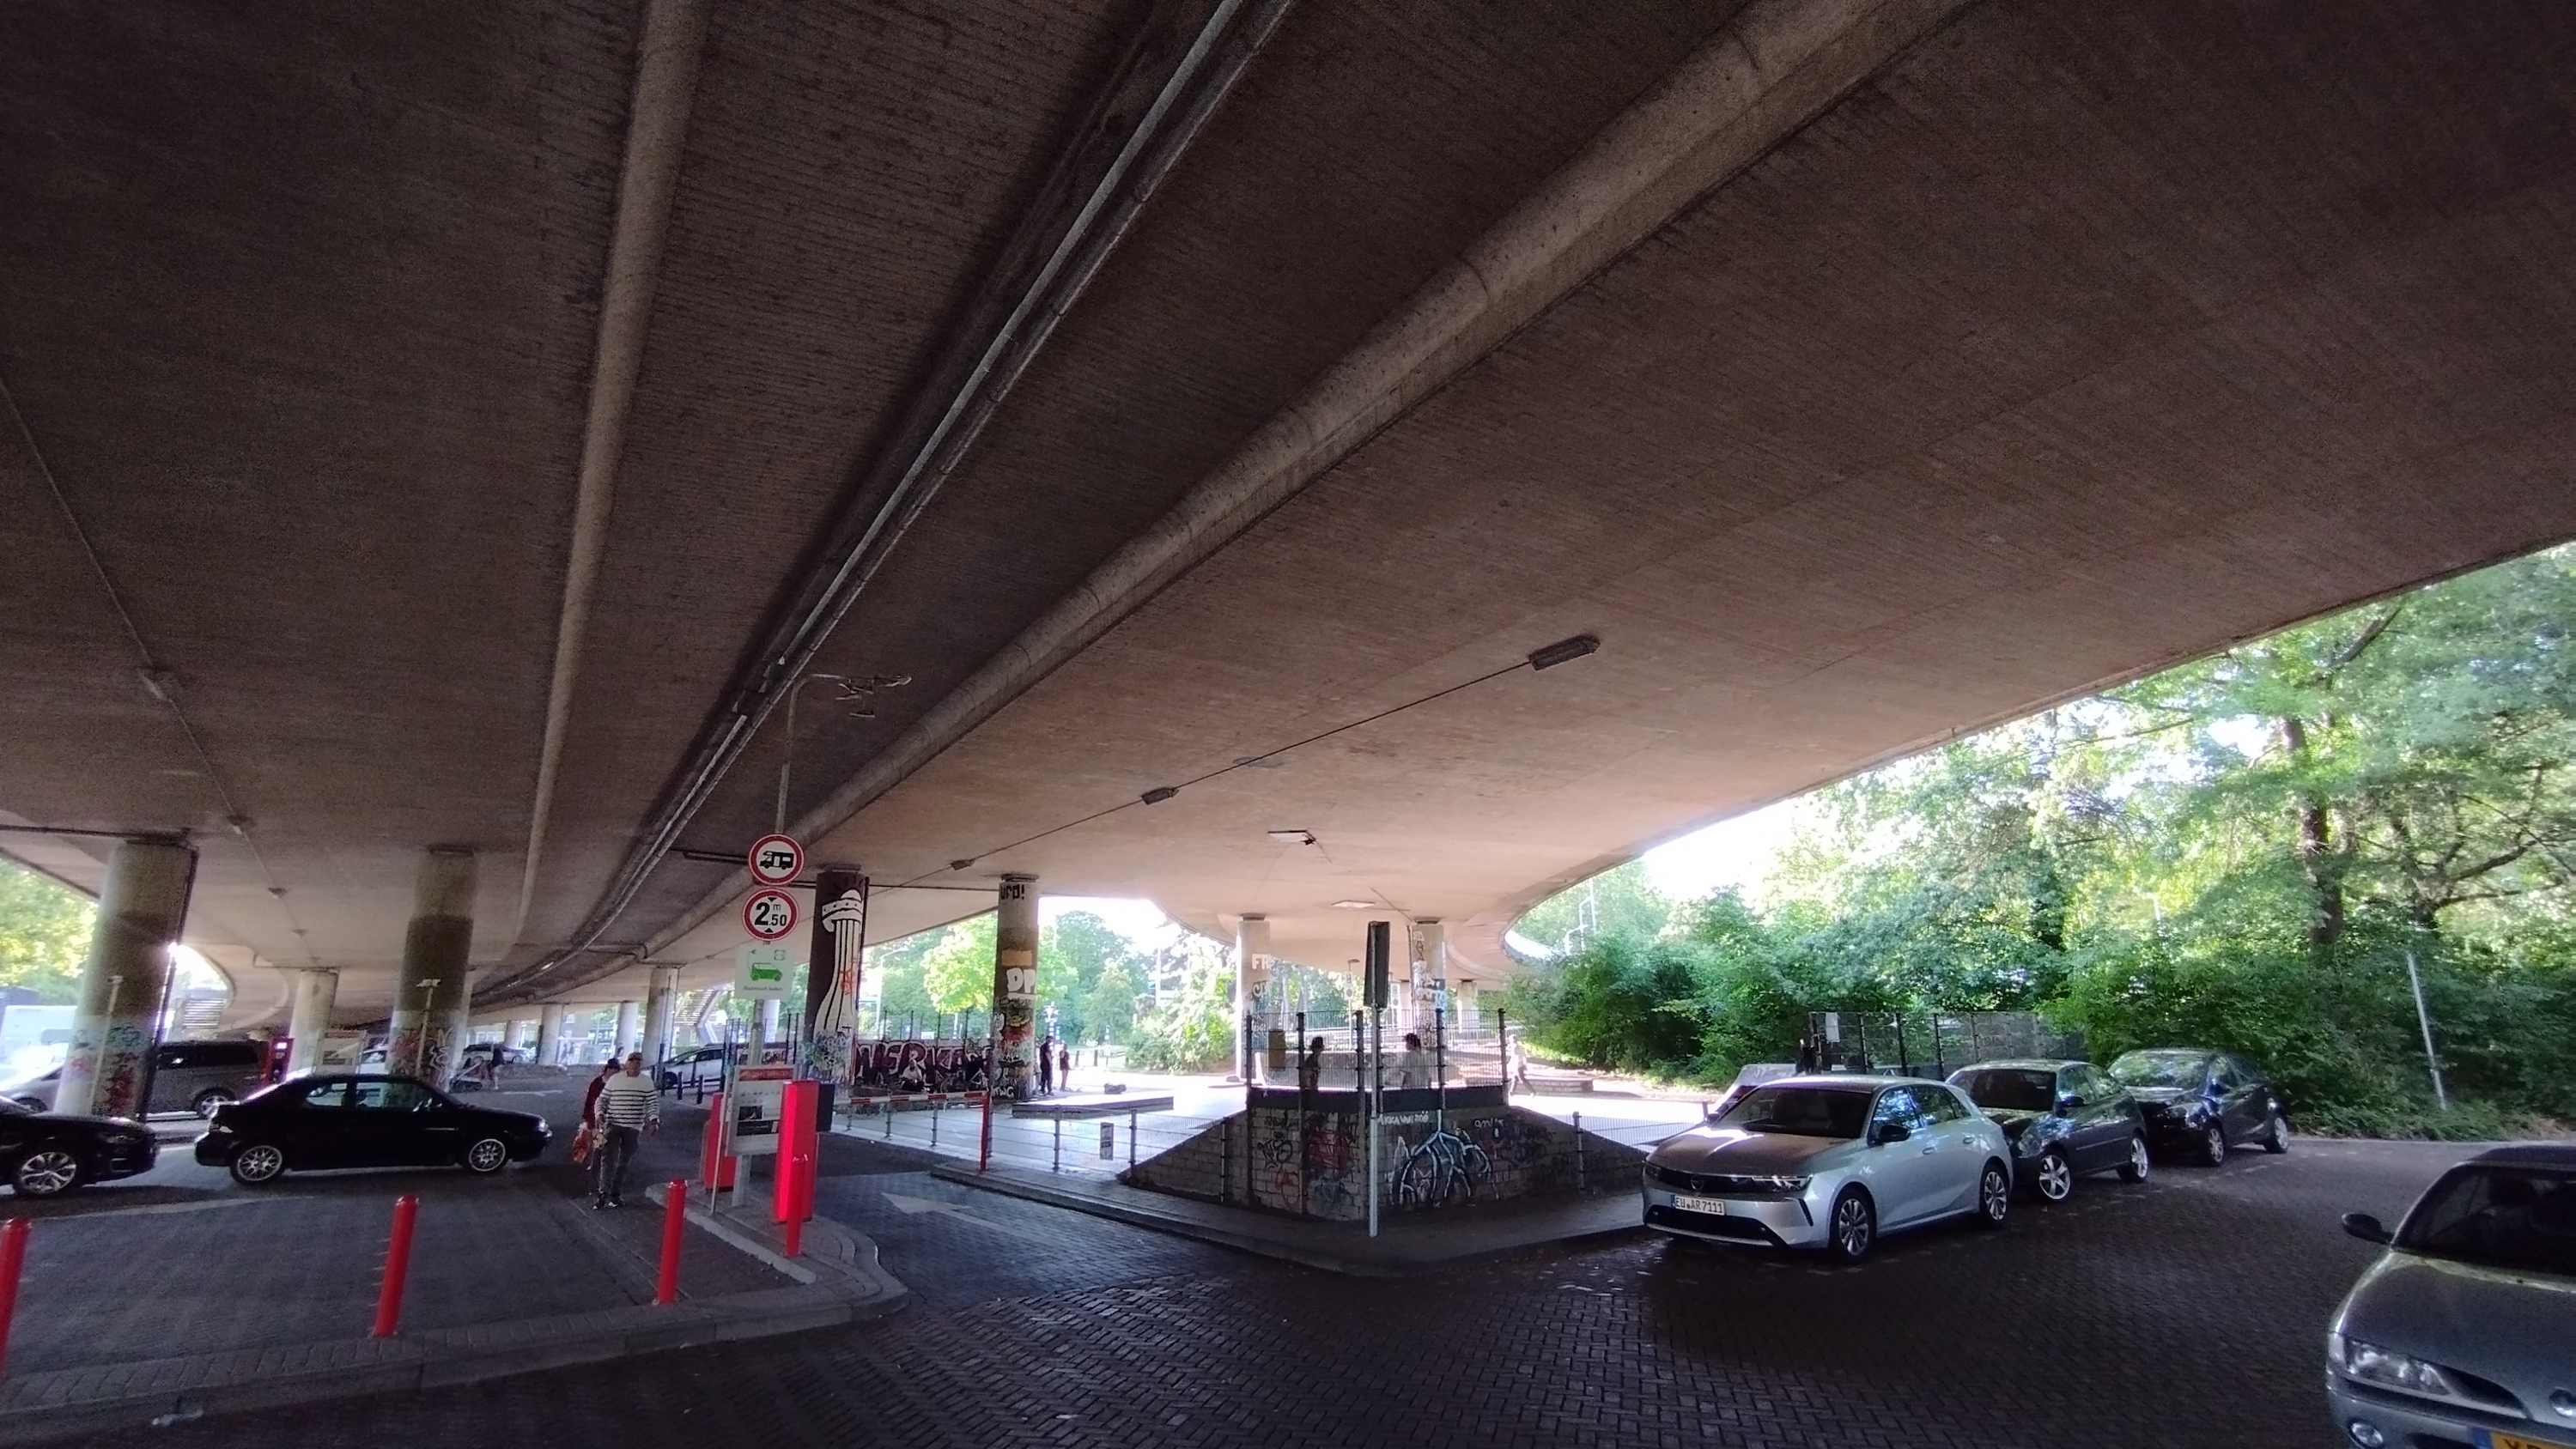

left=2399, top=1165, right=2576, bottom=1276
left=2107, top=1052, right=2208, bottom=1088
left=1712, top=1085, right=1869, bottom=1139
left=1953, top=1069, right=2058, bottom=1113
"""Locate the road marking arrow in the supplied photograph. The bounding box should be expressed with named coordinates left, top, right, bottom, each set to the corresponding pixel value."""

left=879, top=1191, right=1057, bottom=1242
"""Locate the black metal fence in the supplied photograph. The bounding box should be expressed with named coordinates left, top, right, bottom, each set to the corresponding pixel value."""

left=1799, top=1009, right=2084, bottom=1079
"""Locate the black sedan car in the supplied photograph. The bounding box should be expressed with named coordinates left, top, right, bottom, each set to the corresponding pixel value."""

left=1948, top=1058, right=2148, bottom=1202
left=0, top=1097, right=157, bottom=1197
left=2105, top=1048, right=2287, bottom=1164
left=194, top=1073, right=550, bottom=1185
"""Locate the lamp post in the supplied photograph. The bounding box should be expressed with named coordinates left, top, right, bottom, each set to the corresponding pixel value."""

left=774, top=672, right=909, bottom=833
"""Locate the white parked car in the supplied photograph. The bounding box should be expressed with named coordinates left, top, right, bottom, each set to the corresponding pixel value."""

left=1642, top=1075, right=2014, bottom=1264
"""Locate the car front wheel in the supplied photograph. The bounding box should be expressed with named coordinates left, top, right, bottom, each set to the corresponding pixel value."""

left=2198, top=1123, right=2227, bottom=1167
left=193, top=1088, right=236, bottom=1119
left=461, top=1137, right=511, bottom=1174
left=1975, top=1162, right=2012, bottom=1228
left=2262, top=1111, right=2289, bottom=1155
left=2032, top=1148, right=2073, bottom=1203
left=13, top=1148, right=83, bottom=1197
left=229, top=1143, right=288, bottom=1185
left=2117, top=1136, right=2150, bottom=1183
left=1826, top=1188, right=1875, bottom=1264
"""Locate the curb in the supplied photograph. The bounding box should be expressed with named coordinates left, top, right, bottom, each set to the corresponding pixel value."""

left=0, top=1202, right=908, bottom=1446
left=930, top=1161, right=1644, bottom=1277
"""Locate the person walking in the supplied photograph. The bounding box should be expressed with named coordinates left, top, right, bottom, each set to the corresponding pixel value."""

left=1297, top=1035, right=1325, bottom=1092
left=1394, top=1032, right=1427, bottom=1089
left=591, top=1051, right=659, bottom=1209
left=1057, top=1042, right=1072, bottom=1095
left=1036, top=1035, right=1056, bottom=1094
left=1508, top=1036, right=1529, bottom=1093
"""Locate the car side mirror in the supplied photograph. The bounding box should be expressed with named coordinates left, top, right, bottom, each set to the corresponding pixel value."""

left=1872, top=1122, right=1911, bottom=1146
left=2056, top=1093, right=2081, bottom=1115
left=2341, top=1212, right=2392, bottom=1245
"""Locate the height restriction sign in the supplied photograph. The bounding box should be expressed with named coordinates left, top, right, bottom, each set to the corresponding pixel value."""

left=743, top=888, right=799, bottom=942
left=746, top=834, right=804, bottom=887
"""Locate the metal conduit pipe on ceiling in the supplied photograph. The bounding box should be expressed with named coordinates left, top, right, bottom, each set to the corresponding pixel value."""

left=482, top=0, right=1299, bottom=1004
left=633, top=0, right=1974, bottom=964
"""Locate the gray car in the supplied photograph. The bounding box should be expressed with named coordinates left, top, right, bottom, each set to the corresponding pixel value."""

left=2328, top=1143, right=2576, bottom=1449
left=1642, top=1075, right=2014, bottom=1264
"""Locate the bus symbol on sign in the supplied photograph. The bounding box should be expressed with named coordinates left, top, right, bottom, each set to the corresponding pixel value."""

left=746, top=834, right=805, bottom=887
left=743, top=888, right=799, bottom=942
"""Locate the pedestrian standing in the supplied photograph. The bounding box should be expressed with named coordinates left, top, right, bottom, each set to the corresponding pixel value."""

left=1057, top=1042, right=1072, bottom=1094
left=1508, top=1037, right=1529, bottom=1093
left=1297, top=1036, right=1324, bottom=1092
left=580, top=1058, right=615, bottom=1128
left=592, top=1051, right=659, bottom=1209
left=1395, top=1031, right=1426, bottom=1089
left=1036, top=1035, right=1056, bottom=1094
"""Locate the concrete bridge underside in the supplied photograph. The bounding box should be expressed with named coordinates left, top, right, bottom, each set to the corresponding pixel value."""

left=5, top=0, right=2574, bottom=1022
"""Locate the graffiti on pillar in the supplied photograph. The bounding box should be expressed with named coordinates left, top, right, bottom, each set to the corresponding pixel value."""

left=805, top=886, right=868, bottom=1083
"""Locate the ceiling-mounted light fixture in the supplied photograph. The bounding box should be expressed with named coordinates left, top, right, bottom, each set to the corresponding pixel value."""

left=1267, top=829, right=1315, bottom=846
left=1332, top=900, right=1375, bottom=909
left=1140, top=785, right=1179, bottom=804
left=1528, top=634, right=1601, bottom=670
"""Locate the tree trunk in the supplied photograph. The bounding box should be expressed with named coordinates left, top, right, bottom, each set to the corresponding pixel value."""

left=2282, top=717, right=2348, bottom=960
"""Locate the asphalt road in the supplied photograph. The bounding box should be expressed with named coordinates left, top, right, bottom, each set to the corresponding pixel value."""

left=69, top=1107, right=2475, bottom=1449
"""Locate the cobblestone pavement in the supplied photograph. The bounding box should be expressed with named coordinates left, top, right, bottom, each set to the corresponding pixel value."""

left=6, top=1076, right=786, bottom=1374
left=79, top=1131, right=2479, bottom=1449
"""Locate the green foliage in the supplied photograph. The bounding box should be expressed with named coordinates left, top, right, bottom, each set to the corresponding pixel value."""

left=0, top=862, right=93, bottom=1003
left=1513, top=547, right=2576, bottom=1135
left=1125, top=942, right=1234, bottom=1071
left=921, top=915, right=995, bottom=1016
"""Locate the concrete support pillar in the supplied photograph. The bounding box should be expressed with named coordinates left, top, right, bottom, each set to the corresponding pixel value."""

left=1232, top=915, right=1271, bottom=1083
left=501, top=1017, right=527, bottom=1051
left=388, top=848, right=475, bottom=1085
left=643, top=966, right=679, bottom=1064
left=612, top=999, right=641, bottom=1058
left=285, top=967, right=338, bottom=1076
left=1414, top=919, right=1447, bottom=1038
left=59, top=839, right=197, bottom=1119
left=535, top=1003, right=567, bottom=1068
left=990, top=875, right=1038, bottom=1100
left=757, top=997, right=781, bottom=1049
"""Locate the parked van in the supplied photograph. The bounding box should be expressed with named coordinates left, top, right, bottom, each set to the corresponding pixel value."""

left=0, top=1038, right=266, bottom=1118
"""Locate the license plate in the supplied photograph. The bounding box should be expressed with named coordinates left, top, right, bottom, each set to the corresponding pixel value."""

left=1672, top=1195, right=1728, bottom=1216
left=2485, top=1433, right=2576, bottom=1449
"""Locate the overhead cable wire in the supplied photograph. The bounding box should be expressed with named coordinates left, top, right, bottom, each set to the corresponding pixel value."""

left=2, top=368, right=318, bottom=964
left=908, top=634, right=1598, bottom=885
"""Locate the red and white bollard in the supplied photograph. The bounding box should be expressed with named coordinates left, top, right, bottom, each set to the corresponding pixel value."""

left=0, top=1218, right=28, bottom=1377
left=372, top=1196, right=419, bottom=1338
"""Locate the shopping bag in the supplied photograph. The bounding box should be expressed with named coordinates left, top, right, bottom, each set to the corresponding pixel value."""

left=570, top=1124, right=594, bottom=1164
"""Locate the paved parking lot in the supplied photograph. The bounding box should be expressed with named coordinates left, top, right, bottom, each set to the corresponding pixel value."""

left=76, top=1125, right=2482, bottom=1449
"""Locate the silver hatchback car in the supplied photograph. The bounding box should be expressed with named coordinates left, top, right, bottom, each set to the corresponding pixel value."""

left=1642, top=1075, right=2014, bottom=1264
left=2328, top=1144, right=2576, bottom=1449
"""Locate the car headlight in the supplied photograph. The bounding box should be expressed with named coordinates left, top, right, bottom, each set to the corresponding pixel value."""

left=2331, top=1334, right=2464, bottom=1401
left=1748, top=1175, right=1810, bottom=1192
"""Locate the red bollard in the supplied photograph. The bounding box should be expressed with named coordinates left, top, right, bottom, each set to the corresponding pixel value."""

left=0, top=1218, right=28, bottom=1378
left=371, top=1196, right=419, bottom=1338
left=655, top=1179, right=686, bottom=1305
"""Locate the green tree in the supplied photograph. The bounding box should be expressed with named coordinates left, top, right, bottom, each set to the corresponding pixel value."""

left=0, top=861, right=94, bottom=1003
left=921, top=915, right=997, bottom=1021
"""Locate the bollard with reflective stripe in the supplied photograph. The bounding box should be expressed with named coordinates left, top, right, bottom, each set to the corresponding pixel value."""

left=0, top=1218, right=27, bottom=1376
left=372, top=1196, right=419, bottom=1337
left=655, top=1180, right=686, bottom=1305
